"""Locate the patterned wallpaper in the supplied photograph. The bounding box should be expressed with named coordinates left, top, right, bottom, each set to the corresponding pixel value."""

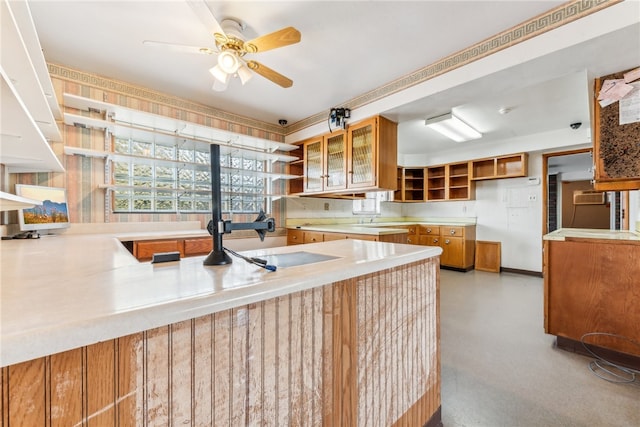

left=12, top=65, right=287, bottom=227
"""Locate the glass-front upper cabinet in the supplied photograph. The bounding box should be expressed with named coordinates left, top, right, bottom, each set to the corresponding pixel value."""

left=303, top=137, right=323, bottom=193
left=347, top=117, right=376, bottom=188
left=289, top=115, right=397, bottom=196
left=324, top=130, right=347, bottom=191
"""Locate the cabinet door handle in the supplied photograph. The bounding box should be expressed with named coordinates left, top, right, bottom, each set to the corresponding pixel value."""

left=450, top=230, right=456, bottom=235
left=445, top=239, right=450, bottom=244
left=433, top=238, right=439, bottom=243
left=427, top=228, right=432, bottom=233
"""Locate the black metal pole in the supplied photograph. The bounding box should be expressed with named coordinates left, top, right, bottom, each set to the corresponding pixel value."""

left=203, top=144, right=232, bottom=265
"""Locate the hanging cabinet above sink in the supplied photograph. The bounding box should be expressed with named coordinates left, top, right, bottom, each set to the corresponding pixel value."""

left=288, top=115, right=397, bottom=196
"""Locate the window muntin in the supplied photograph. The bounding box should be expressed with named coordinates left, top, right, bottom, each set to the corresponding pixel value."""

left=112, top=138, right=268, bottom=214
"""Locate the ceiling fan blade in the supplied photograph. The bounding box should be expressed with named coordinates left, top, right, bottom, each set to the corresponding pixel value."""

left=246, top=60, right=293, bottom=88
left=185, top=0, right=225, bottom=38
left=143, top=40, right=215, bottom=55
left=243, top=27, right=301, bottom=53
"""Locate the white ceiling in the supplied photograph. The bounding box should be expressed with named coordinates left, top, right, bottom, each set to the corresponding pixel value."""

left=26, top=0, right=640, bottom=156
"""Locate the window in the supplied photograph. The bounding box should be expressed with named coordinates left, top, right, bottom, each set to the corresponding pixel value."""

left=112, top=137, right=268, bottom=214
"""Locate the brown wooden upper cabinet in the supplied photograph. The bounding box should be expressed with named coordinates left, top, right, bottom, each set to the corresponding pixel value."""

left=470, top=153, right=528, bottom=180
left=592, top=69, right=640, bottom=191
left=288, top=115, right=397, bottom=196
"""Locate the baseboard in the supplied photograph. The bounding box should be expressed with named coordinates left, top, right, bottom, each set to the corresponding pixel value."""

left=424, top=406, right=443, bottom=427
left=441, top=266, right=473, bottom=272
left=500, top=267, right=543, bottom=277
left=555, top=336, right=640, bottom=370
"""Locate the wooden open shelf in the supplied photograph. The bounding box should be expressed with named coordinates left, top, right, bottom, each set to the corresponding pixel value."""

left=426, top=165, right=446, bottom=201
left=395, top=167, right=426, bottom=201
left=472, top=153, right=528, bottom=180
left=287, top=144, right=305, bottom=194
left=447, top=162, right=472, bottom=200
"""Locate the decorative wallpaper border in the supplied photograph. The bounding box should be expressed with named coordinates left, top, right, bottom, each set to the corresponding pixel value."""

left=288, top=0, right=620, bottom=134
left=48, top=0, right=619, bottom=137
left=47, top=63, right=286, bottom=136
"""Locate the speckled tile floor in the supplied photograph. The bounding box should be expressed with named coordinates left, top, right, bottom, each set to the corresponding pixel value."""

left=440, top=270, right=640, bottom=427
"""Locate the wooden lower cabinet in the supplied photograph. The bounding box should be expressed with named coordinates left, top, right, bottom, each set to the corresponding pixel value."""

left=544, top=238, right=640, bottom=359
left=183, top=237, right=212, bottom=256
left=1, top=259, right=441, bottom=426
left=133, top=239, right=183, bottom=261
left=287, top=229, right=407, bottom=245
left=131, top=237, right=213, bottom=261
left=439, top=225, right=476, bottom=269
left=406, top=224, right=475, bottom=270
left=441, top=236, right=464, bottom=267
left=287, top=225, right=475, bottom=269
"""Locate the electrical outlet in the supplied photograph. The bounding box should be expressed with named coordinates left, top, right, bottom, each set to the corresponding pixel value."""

left=324, top=202, right=330, bottom=211
left=528, top=194, right=537, bottom=201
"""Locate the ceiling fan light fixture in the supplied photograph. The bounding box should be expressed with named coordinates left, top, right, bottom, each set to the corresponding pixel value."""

left=425, top=113, right=482, bottom=142
left=237, top=64, right=253, bottom=85
left=212, top=78, right=228, bottom=92
left=209, top=64, right=229, bottom=84
left=217, top=50, right=240, bottom=74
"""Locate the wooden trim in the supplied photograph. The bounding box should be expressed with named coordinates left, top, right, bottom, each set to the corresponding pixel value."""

left=555, top=336, right=640, bottom=371
left=332, top=280, right=357, bottom=426
left=500, top=267, right=543, bottom=278
left=542, top=148, right=592, bottom=236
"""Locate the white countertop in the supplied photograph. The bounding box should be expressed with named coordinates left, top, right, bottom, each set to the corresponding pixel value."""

left=289, top=224, right=408, bottom=235
left=0, top=233, right=441, bottom=367
left=543, top=228, right=640, bottom=242
left=289, top=221, right=476, bottom=235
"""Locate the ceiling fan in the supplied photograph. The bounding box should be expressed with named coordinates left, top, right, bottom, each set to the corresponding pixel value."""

left=143, top=0, right=301, bottom=91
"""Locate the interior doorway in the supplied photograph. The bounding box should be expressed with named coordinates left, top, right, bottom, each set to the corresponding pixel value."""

left=542, top=148, right=629, bottom=235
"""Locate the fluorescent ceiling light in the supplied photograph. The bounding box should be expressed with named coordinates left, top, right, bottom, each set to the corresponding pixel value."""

left=425, top=113, right=482, bottom=142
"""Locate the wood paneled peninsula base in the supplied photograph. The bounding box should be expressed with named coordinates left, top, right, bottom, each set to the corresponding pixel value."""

left=543, top=229, right=640, bottom=368
left=1, top=236, right=442, bottom=426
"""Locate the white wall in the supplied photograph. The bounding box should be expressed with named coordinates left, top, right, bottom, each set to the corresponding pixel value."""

left=286, top=196, right=403, bottom=220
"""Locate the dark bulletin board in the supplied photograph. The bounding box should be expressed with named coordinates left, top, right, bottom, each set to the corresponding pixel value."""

left=594, top=67, right=640, bottom=188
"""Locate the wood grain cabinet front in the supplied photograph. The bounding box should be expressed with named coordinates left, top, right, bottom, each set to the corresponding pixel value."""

left=287, top=229, right=407, bottom=245
left=440, top=226, right=476, bottom=270
left=183, top=238, right=212, bottom=256
left=303, top=231, right=324, bottom=244
left=413, top=224, right=475, bottom=270
left=133, top=239, right=183, bottom=261
left=287, top=229, right=304, bottom=245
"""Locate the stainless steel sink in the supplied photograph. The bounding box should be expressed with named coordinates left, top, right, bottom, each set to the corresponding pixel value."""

left=263, top=251, right=340, bottom=268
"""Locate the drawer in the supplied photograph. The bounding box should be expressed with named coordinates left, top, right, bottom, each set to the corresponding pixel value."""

left=184, top=238, right=212, bottom=256
left=287, top=229, right=304, bottom=245
left=322, top=232, right=348, bottom=241
left=419, top=225, right=440, bottom=235
left=303, top=231, right=324, bottom=244
left=420, top=235, right=441, bottom=246
left=344, top=233, right=377, bottom=241
left=442, top=226, right=464, bottom=237
left=404, top=225, right=418, bottom=235
left=134, top=240, right=183, bottom=261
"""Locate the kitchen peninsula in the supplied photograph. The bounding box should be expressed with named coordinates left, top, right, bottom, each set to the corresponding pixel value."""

left=543, top=228, right=640, bottom=365
left=1, top=231, right=442, bottom=426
